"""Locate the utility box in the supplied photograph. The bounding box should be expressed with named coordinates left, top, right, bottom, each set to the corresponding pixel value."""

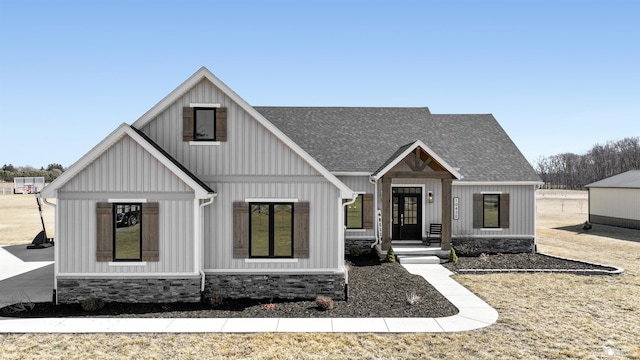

left=13, top=177, right=45, bottom=194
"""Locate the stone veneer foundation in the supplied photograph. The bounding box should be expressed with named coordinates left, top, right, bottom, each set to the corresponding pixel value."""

left=204, top=273, right=346, bottom=301
left=345, top=238, right=376, bottom=256
left=452, top=237, right=535, bottom=256
left=56, top=277, right=201, bottom=304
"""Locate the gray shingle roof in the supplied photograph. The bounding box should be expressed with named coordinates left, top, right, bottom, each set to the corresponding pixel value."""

left=585, top=170, right=640, bottom=188
left=255, top=107, right=540, bottom=182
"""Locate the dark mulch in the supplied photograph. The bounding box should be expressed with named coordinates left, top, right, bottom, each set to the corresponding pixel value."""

left=442, top=253, right=618, bottom=272
left=1, top=253, right=458, bottom=319
left=3, top=252, right=614, bottom=319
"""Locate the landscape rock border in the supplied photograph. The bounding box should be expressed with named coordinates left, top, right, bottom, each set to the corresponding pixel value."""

left=453, top=252, right=624, bottom=276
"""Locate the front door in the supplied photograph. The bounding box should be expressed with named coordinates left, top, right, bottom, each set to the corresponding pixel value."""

left=392, top=187, right=422, bottom=240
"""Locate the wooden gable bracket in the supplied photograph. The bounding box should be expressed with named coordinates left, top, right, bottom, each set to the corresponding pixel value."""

left=404, top=148, right=433, bottom=172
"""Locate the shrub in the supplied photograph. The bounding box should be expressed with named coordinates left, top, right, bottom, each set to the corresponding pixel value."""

left=582, top=221, right=592, bottom=230
left=81, top=297, right=105, bottom=312
left=406, top=291, right=421, bottom=305
left=448, top=247, right=458, bottom=263
left=386, top=247, right=396, bottom=263
left=316, top=296, right=334, bottom=311
left=349, top=246, right=361, bottom=257
left=263, top=303, right=276, bottom=310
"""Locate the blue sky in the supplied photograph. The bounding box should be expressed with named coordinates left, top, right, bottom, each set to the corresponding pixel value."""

left=1, top=0, right=638, bottom=168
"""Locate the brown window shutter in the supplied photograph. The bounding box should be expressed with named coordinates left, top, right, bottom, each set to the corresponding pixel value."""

left=215, top=107, right=227, bottom=142
left=499, top=194, right=510, bottom=229
left=141, top=202, right=159, bottom=261
left=362, top=194, right=374, bottom=229
left=293, top=202, right=310, bottom=258
left=472, top=193, right=483, bottom=229
left=96, top=202, right=113, bottom=262
left=233, top=202, right=249, bottom=258
left=183, top=107, right=194, bottom=141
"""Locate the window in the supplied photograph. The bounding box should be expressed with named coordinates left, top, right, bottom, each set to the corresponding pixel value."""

left=345, top=194, right=363, bottom=229
left=96, top=202, right=159, bottom=262
left=233, top=201, right=309, bottom=259
left=473, top=193, right=510, bottom=229
left=195, top=108, right=215, bottom=141
left=113, top=203, right=142, bottom=260
left=483, top=195, right=500, bottom=228
left=250, top=203, right=293, bottom=258
left=183, top=106, right=227, bottom=142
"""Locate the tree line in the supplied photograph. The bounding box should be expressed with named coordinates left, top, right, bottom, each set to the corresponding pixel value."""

left=0, top=163, right=65, bottom=183
left=535, top=137, right=640, bottom=189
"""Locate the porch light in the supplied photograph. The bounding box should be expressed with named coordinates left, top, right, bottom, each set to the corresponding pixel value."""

left=428, top=191, right=433, bottom=203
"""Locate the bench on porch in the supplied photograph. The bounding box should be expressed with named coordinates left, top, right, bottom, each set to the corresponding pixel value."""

left=424, top=223, right=442, bottom=246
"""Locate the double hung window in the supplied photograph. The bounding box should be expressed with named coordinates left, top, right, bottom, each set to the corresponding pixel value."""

left=250, top=203, right=294, bottom=258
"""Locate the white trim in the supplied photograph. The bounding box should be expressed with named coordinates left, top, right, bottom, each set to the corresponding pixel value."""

left=345, top=229, right=367, bottom=233
left=333, top=172, right=371, bottom=176
left=453, top=181, right=544, bottom=186
left=345, top=235, right=376, bottom=239
left=189, top=103, right=220, bottom=108
left=480, top=191, right=503, bottom=195
left=108, top=198, right=148, bottom=203
left=244, top=198, right=299, bottom=203
left=480, top=228, right=504, bottom=231
left=56, top=272, right=200, bottom=277
left=189, top=141, right=221, bottom=146
left=371, top=140, right=463, bottom=181
left=244, top=258, right=299, bottom=264
left=131, top=67, right=354, bottom=199
left=452, top=234, right=534, bottom=239
left=108, top=262, right=148, bottom=267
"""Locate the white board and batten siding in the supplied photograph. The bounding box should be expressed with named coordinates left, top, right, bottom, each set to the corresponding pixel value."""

left=139, top=78, right=345, bottom=272
left=56, top=135, right=197, bottom=275
left=452, top=184, right=536, bottom=238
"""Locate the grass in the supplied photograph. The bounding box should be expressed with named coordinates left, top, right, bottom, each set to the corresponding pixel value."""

left=1, top=190, right=640, bottom=359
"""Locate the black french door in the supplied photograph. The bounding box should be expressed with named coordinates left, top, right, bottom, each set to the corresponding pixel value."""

left=392, top=187, right=422, bottom=240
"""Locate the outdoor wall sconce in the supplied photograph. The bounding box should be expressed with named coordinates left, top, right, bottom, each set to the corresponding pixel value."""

left=428, top=191, right=433, bottom=203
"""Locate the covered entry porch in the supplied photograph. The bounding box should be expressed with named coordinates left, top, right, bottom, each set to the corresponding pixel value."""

left=371, top=140, right=462, bottom=253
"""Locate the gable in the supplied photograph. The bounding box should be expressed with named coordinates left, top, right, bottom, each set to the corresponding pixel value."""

left=60, top=134, right=193, bottom=194
left=40, top=124, right=214, bottom=199
left=131, top=67, right=353, bottom=198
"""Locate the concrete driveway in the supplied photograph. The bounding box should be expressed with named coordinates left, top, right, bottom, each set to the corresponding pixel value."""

left=0, top=245, right=53, bottom=306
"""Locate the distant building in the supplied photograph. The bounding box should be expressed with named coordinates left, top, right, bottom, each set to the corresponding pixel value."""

left=585, top=170, right=640, bottom=230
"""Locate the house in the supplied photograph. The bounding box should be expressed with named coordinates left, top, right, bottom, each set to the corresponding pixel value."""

left=585, top=170, right=640, bottom=230
left=39, top=67, right=541, bottom=304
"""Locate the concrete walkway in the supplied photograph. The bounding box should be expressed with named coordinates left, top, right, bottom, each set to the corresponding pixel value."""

left=0, top=245, right=498, bottom=333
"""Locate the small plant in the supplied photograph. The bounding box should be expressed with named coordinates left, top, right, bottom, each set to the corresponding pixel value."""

left=344, top=260, right=352, bottom=272
left=479, top=252, right=489, bottom=262
left=81, top=296, right=105, bottom=312
left=316, top=296, right=334, bottom=311
left=349, top=246, right=361, bottom=257
left=263, top=303, right=276, bottom=310
left=386, top=247, right=396, bottom=263
left=208, top=296, right=224, bottom=307
left=582, top=221, right=592, bottom=230
left=406, top=291, right=421, bottom=305
left=448, top=247, right=458, bottom=263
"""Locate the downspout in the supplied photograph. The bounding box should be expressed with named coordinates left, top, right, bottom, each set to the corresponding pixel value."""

left=199, top=195, right=215, bottom=294
left=341, top=193, right=358, bottom=301
left=40, top=196, right=57, bottom=303
left=369, top=176, right=380, bottom=247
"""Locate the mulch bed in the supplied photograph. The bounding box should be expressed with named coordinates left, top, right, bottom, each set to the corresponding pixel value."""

left=1, top=253, right=458, bottom=319
left=442, top=253, right=618, bottom=272
left=2, top=252, right=615, bottom=319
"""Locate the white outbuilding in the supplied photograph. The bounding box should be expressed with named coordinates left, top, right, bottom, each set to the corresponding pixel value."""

left=585, top=170, right=640, bottom=230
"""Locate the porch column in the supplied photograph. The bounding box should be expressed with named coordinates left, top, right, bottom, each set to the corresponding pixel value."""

left=441, top=178, right=452, bottom=250
left=381, top=176, right=392, bottom=251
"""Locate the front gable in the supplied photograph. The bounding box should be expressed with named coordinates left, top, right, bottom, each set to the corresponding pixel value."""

left=132, top=67, right=353, bottom=198
left=372, top=140, right=462, bottom=180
